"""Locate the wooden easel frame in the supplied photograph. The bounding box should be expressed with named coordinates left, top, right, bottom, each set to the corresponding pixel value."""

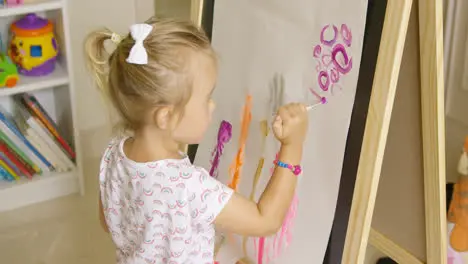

left=190, top=0, right=204, bottom=27
left=341, top=0, right=414, bottom=262
left=418, top=0, right=447, bottom=262
left=343, top=0, right=447, bottom=263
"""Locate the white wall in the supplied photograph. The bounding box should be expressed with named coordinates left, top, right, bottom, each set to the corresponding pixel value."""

left=68, top=0, right=137, bottom=195
left=136, top=0, right=157, bottom=22
left=446, top=118, right=467, bottom=182
left=69, top=0, right=136, bottom=134
left=154, top=0, right=191, bottom=19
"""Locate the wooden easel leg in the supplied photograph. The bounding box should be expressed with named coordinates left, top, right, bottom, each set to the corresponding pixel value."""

left=418, top=0, right=448, bottom=263
left=341, top=0, right=413, bottom=263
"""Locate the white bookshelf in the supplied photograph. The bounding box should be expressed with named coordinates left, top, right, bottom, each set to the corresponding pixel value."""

left=0, top=0, right=82, bottom=212
left=0, top=0, right=62, bottom=18
left=0, top=63, right=68, bottom=97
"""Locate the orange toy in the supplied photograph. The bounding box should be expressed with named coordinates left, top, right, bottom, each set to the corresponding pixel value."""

left=449, top=136, right=468, bottom=252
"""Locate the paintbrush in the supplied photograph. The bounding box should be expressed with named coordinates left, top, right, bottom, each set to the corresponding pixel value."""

left=305, top=98, right=326, bottom=111
left=272, top=97, right=326, bottom=117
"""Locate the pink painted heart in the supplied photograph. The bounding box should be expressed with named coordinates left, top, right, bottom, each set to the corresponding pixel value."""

left=330, top=68, right=340, bottom=83
left=320, top=25, right=338, bottom=46
left=318, top=71, right=330, bottom=91
left=332, top=43, right=352, bottom=74
left=313, top=45, right=322, bottom=57
left=341, top=24, right=352, bottom=47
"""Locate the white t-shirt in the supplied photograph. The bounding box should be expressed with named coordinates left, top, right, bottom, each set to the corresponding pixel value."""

left=99, top=137, right=234, bottom=264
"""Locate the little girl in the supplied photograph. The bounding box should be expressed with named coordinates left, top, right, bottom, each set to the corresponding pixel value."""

left=85, top=17, right=308, bottom=264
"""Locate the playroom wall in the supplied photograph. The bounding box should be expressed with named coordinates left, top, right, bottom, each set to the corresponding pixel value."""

left=371, top=1, right=427, bottom=261
left=67, top=0, right=137, bottom=194
left=154, top=0, right=191, bottom=19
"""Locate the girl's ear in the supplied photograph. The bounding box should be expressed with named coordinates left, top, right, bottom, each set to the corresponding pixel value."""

left=153, top=106, right=172, bottom=130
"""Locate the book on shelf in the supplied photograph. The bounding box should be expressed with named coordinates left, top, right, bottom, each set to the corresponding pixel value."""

left=0, top=166, right=14, bottom=182
left=0, top=129, right=40, bottom=174
left=0, top=161, right=16, bottom=182
left=0, top=151, right=21, bottom=177
left=0, top=159, right=19, bottom=181
left=0, top=109, right=51, bottom=172
left=0, top=141, right=34, bottom=179
left=0, top=93, right=76, bottom=182
left=15, top=100, right=75, bottom=171
left=19, top=94, right=76, bottom=161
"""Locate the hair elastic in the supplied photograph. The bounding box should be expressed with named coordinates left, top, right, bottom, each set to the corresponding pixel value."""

left=111, top=33, right=122, bottom=44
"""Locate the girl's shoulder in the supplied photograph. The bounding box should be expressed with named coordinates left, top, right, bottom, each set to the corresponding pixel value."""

left=101, top=136, right=125, bottom=160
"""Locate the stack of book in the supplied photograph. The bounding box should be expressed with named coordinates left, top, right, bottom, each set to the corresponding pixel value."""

left=0, top=93, right=75, bottom=182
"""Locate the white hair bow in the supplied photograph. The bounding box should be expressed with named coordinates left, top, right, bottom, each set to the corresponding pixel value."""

left=126, top=24, right=153, bottom=65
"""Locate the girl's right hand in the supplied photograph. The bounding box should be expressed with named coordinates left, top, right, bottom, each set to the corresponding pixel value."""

left=272, top=103, right=309, bottom=146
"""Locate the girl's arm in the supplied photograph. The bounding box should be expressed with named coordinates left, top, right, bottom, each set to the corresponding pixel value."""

left=99, top=194, right=109, bottom=233
left=215, top=144, right=301, bottom=237
left=215, top=103, right=307, bottom=237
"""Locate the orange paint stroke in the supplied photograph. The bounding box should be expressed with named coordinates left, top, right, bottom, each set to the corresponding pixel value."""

left=228, top=95, right=253, bottom=190
left=223, top=95, right=252, bottom=252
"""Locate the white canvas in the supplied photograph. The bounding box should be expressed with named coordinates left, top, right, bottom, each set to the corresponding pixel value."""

left=194, top=0, right=368, bottom=262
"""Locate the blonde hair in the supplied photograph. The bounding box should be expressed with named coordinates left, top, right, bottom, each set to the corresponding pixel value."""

left=84, top=17, right=215, bottom=132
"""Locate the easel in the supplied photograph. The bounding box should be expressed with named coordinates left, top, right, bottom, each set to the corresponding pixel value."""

left=343, top=0, right=447, bottom=263
left=190, top=0, right=447, bottom=263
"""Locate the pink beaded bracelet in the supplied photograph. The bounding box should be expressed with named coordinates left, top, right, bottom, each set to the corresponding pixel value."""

left=274, top=159, right=302, bottom=176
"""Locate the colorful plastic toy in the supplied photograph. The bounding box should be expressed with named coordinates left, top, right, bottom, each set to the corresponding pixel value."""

left=6, top=0, right=24, bottom=5
left=0, top=54, right=19, bottom=88
left=8, top=13, right=58, bottom=76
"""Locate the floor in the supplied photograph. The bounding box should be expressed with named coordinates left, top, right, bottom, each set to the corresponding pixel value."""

left=0, top=187, right=386, bottom=264
left=0, top=143, right=117, bottom=264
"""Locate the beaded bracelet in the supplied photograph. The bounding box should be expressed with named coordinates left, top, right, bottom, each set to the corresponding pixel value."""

left=274, top=159, right=302, bottom=176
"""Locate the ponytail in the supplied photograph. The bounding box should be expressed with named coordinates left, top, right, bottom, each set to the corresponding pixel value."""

left=84, top=28, right=113, bottom=95
left=84, top=28, right=129, bottom=132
